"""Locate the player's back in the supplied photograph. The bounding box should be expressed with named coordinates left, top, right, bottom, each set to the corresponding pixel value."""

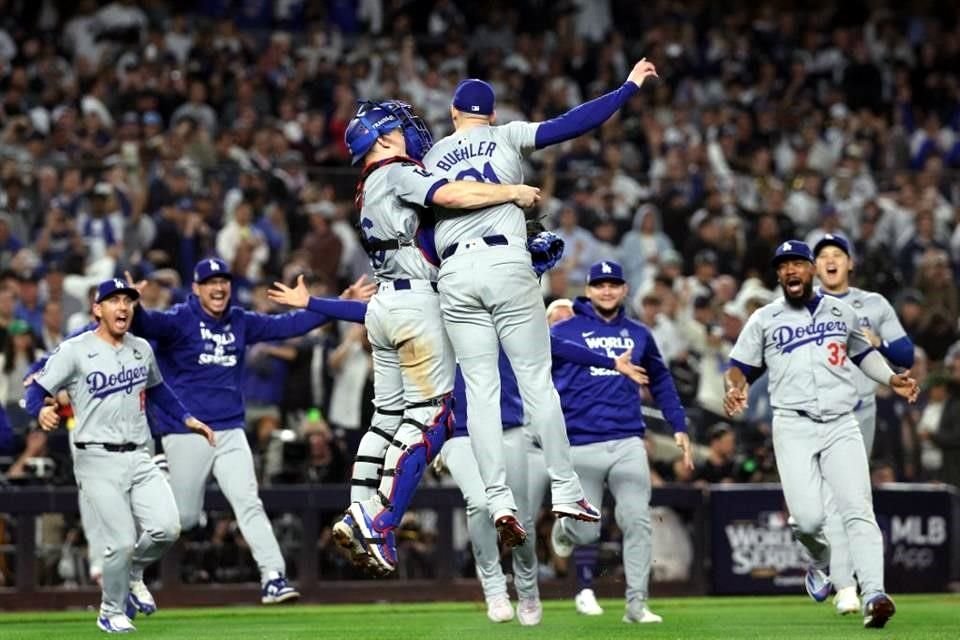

left=359, top=163, right=439, bottom=282
left=425, top=121, right=538, bottom=255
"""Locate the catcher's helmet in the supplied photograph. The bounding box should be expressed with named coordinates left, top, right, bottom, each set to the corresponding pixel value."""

left=344, top=100, right=434, bottom=165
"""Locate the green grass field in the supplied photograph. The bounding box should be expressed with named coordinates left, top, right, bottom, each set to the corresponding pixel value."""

left=2, top=594, right=957, bottom=639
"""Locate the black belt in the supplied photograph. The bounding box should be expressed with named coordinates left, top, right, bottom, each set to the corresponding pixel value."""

left=75, top=442, right=139, bottom=452
left=793, top=410, right=828, bottom=423
left=441, top=234, right=508, bottom=260
left=392, top=278, right=438, bottom=292
left=365, top=236, right=418, bottom=252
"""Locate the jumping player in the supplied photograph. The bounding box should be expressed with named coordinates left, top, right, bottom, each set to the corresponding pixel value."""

left=24, top=278, right=214, bottom=633
left=813, top=234, right=914, bottom=614
left=723, top=241, right=918, bottom=629
left=547, top=261, right=692, bottom=624
left=423, top=59, right=660, bottom=542
left=300, top=99, right=539, bottom=575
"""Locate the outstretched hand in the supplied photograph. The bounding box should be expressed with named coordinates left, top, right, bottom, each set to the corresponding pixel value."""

left=613, top=348, right=649, bottom=385
left=124, top=271, right=148, bottom=299
left=342, top=274, right=377, bottom=302
left=627, top=57, right=659, bottom=89
left=268, top=274, right=310, bottom=309
left=889, top=370, right=919, bottom=404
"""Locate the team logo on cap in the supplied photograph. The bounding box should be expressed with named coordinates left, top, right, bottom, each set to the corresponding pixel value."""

left=114, top=278, right=125, bottom=288
left=824, top=234, right=835, bottom=240
left=209, top=259, right=220, bottom=271
left=601, top=262, right=612, bottom=274
left=471, top=105, right=480, bottom=112
left=781, top=242, right=792, bottom=251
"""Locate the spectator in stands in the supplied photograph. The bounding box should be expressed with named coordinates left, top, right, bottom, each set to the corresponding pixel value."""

left=694, top=423, right=738, bottom=484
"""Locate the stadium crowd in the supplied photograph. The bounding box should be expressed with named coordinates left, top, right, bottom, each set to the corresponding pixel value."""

left=1, top=0, right=960, bottom=588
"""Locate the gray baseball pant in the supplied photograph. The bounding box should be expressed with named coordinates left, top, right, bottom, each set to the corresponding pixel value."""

left=163, top=428, right=285, bottom=581
left=773, top=410, right=885, bottom=598
left=438, top=242, right=583, bottom=519
left=74, top=447, right=180, bottom=616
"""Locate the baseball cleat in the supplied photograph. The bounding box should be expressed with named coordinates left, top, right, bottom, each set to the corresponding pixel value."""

left=494, top=513, right=527, bottom=547
left=97, top=614, right=136, bottom=633
left=833, top=585, right=861, bottom=615
left=552, top=499, right=601, bottom=522
left=516, top=597, right=543, bottom=626
left=623, top=603, right=663, bottom=624
left=862, top=593, right=895, bottom=629
left=804, top=566, right=832, bottom=602
left=126, top=580, right=157, bottom=618
left=575, top=588, right=604, bottom=615
left=261, top=572, right=300, bottom=604
left=486, top=594, right=514, bottom=623
left=348, top=502, right=398, bottom=573
left=550, top=518, right=574, bottom=559
left=333, top=511, right=372, bottom=562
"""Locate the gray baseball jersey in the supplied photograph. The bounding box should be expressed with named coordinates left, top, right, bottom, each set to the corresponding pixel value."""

left=818, top=287, right=907, bottom=400
left=357, top=162, right=447, bottom=282
left=34, top=332, right=162, bottom=444
left=729, top=295, right=873, bottom=418
left=425, top=122, right=539, bottom=255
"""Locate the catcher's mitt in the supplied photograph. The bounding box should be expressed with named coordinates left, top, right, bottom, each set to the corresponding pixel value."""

left=526, top=218, right=565, bottom=277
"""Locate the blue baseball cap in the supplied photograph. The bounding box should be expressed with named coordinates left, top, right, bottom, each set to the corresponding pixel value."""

left=813, top=233, right=851, bottom=258
left=771, top=240, right=814, bottom=268
left=587, top=260, right=625, bottom=285
left=193, top=257, right=232, bottom=283
left=96, top=278, right=140, bottom=303
left=452, top=79, right=495, bottom=116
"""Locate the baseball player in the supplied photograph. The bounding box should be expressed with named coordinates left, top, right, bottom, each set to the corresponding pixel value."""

left=24, top=278, right=214, bottom=633
left=271, top=99, right=540, bottom=575
left=125, top=257, right=345, bottom=603
left=813, top=234, right=915, bottom=615
left=422, top=59, right=660, bottom=543
left=723, top=240, right=918, bottom=629
left=441, top=306, right=649, bottom=625
left=545, top=261, right=692, bottom=624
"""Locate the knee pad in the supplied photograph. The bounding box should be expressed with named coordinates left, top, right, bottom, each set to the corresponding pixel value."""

left=372, top=394, right=454, bottom=532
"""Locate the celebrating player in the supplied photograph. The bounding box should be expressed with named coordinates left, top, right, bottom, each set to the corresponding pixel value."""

left=24, top=279, right=215, bottom=633
left=547, top=261, right=692, bottom=624
left=124, top=257, right=349, bottom=604
left=423, top=58, right=660, bottom=543
left=723, top=241, right=919, bottom=629
left=813, top=234, right=915, bottom=615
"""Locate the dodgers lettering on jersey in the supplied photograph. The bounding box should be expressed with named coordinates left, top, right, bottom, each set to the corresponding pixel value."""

left=730, top=295, right=873, bottom=418
left=819, top=287, right=909, bottom=402
left=424, top=121, right=539, bottom=255
left=550, top=298, right=686, bottom=445
left=33, top=332, right=162, bottom=444
left=357, top=162, right=445, bottom=282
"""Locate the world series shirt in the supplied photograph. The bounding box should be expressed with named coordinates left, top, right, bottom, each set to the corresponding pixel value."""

left=729, top=294, right=874, bottom=420
left=34, top=331, right=163, bottom=445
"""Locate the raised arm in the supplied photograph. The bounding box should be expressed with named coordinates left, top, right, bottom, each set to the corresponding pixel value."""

left=534, top=58, right=658, bottom=149
left=550, top=336, right=649, bottom=385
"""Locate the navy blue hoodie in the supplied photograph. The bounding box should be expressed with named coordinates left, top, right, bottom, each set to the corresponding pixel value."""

left=131, top=295, right=330, bottom=433
left=550, top=297, right=687, bottom=445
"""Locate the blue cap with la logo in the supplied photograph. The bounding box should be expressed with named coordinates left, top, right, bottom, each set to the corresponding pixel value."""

left=771, top=240, right=814, bottom=268
left=587, top=260, right=625, bottom=285
left=96, top=278, right=140, bottom=303
left=193, top=257, right=233, bottom=283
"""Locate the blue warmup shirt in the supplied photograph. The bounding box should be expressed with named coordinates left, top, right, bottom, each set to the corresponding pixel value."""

left=130, top=295, right=330, bottom=433
left=451, top=336, right=620, bottom=438
left=551, top=298, right=687, bottom=445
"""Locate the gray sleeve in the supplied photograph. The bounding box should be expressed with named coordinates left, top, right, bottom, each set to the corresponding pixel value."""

left=501, top=121, right=539, bottom=154
left=145, top=345, right=164, bottom=388
left=729, top=310, right=765, bottom=367
left=876, top=297, right=908, bottom=342
left=846, top=307, right=873, bottom=359
left=34, top=342, right=77, bottom=393
left=391, top=163, right=449, bottom=207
